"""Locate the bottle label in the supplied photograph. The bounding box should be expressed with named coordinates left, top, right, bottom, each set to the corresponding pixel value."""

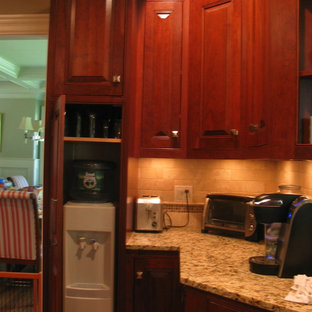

left=77, top=170, right=105, bottom=192
left=83, top=172, right=97, bottom=189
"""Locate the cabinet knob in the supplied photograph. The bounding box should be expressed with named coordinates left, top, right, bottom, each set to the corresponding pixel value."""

left=171, top=130, right=179, bottom=138
left=136, top=271, right=144, bottom=280
left=249, top=124, right=259, bottom=132
left=230, top=129, right=239, bottom=136
left=113, top=75, right=121, bottom=83
left=249, top=120, right=265, bottom=132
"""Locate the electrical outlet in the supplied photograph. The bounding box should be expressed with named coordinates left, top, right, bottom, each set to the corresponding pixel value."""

left=174, top=185, right=193, bottom=203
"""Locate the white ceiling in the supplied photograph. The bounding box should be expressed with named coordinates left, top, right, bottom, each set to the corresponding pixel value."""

left=0, top=39, right=48, bottom=99
left=0, top=39, right=47, bottom=66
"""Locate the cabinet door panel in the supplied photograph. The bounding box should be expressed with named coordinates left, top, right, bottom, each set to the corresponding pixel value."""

left=188, top=0, right=242, bottom=157
left=184, top=286, right=207, bottom=311
left=208, top=301, right=240, bottom=312
left=134, top=256, right=180, bottom=312
left=183, top=286, right=268, bottom=312
left=67, top=0, right=111, bottom=81
left=140, top=2, right=183, bottom=151
left=50, top=0, right=125, bottom=97
left=135, top=269, right=176, bottom=312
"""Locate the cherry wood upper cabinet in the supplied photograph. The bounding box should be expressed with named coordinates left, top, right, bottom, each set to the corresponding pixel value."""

left=48, top=0, right=125, bottom=97
left=138, top=0, right=187, bottom=158
left=187, top=0, right=242, bottom=159
left=242, top=0, right=300, bottom=159
left=242, top=0, right=269, bottom=153
left=296, top=0, right=312, bottom=159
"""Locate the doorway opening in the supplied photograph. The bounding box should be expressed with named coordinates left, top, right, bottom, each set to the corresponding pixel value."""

left=0, top=9, right=49, bottom=312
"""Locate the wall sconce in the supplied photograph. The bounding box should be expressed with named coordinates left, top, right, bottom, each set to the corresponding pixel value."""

left=18, top=116, right=44, bottom=143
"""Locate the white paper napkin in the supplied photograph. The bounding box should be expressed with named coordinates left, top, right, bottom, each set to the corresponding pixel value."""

left=284, top=274, right=312, bottom=304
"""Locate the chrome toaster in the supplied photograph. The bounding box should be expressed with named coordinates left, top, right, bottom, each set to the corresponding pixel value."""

left=135, top=196, right=163, bottom=232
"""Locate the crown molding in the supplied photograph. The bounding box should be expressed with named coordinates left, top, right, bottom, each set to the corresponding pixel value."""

left=0, top=56, right=45, bottom=89
left=0, top=56, right=19, bottom=78
left=0, top=14, right=49, bottom=36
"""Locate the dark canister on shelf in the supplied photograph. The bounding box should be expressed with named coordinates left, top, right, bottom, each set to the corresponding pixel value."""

left=113, top=119, right=122, bottom=138
left=70, top=160, right=116, bottom=202
left=88, top=112, right=96, bottom=138
left=75, top=112, right=82, bottom=137
left=102, top=118, right=111, bottom=138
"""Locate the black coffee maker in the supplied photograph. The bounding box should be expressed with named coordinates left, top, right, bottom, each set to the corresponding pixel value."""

left=249, top=192, right=312, bottom=277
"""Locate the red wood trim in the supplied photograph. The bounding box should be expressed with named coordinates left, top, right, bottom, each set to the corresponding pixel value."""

left=203, top=0, right=232, bottom=10
left=0, top=271, right=41, bottom=279
left=66, top=95, right=125, bottom=104
left=300, top=70, right=312, bottom=77
left=0, top=271, right=42, bottom=311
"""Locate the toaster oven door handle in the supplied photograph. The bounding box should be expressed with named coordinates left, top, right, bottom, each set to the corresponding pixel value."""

left=202, top=198, right=210, bottom=230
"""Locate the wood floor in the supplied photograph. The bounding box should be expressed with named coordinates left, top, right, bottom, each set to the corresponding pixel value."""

left=0, top=278, right=33, bottom=312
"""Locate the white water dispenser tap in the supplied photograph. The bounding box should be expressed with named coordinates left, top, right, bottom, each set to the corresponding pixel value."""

left=78, top=236, right=87, bottom=250
left=90, top=239, right=99, bottom=251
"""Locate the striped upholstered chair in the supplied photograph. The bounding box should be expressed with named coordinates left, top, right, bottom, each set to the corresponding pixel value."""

left=0, top=190, right=42, bottom=312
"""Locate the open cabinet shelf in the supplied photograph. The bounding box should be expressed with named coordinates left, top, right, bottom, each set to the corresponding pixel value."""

left=64, top=137, right=121, bottom=143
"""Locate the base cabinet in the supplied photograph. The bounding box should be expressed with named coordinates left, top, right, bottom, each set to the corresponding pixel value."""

left=125, top=250, right=181, bottom=312
left=125, top=251, right=273, bottom=312
left=183, top=286, right=268, bottom=312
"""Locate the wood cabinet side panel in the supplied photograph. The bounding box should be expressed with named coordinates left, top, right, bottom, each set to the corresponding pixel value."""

left=267, top=0, right=297, bottom=159
left=300, top=0, right=312, bottom=72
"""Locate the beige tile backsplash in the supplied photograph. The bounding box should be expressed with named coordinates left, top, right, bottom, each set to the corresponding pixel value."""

left=138, top=158, right=312, bottom=203
left=277, top=160, right=312, bottom=197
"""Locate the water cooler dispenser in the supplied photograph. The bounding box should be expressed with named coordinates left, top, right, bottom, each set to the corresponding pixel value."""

left=63, top=201, right=115, bottom=312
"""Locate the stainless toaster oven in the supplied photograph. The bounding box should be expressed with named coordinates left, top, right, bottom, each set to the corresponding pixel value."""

left=202, top=194, right=263, bottom=241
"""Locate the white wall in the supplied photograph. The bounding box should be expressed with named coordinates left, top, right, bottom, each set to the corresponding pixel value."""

left=0, top=98, right=36, bottom=157
left=0, top=98, right=37, bottom=183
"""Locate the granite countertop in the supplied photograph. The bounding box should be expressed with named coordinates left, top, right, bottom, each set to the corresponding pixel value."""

left=126, top=228, right=312, bottom=312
